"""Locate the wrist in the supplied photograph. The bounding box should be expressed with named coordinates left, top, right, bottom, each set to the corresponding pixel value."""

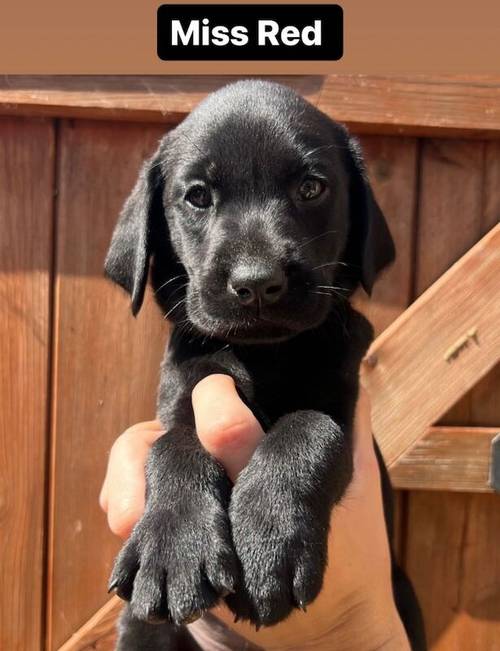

left=210, top=591, right=410, bottom=651
left=329, top=595, right=410, bottom=651
left=291, top=584, right=410, bottom=651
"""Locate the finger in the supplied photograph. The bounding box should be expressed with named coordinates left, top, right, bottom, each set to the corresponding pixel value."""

left=99, top=421, right=163, bottom=511
left=101, top=423, right=165, bottom=538
left=99, top=422, right=164, bottom=513
left=192, top=374, right=264, bottom=482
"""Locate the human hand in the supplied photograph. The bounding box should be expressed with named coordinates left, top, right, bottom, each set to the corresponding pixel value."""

left=100, top=376, right=410, bottom=651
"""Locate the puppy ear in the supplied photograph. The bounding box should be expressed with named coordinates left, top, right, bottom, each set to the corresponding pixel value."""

left=347, top=137, right=395, bottom=295
left=105, top=148, right=164, bottom=315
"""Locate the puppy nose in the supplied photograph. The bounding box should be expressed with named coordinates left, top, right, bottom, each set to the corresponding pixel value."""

left=228, top=265, right=288, bottom=306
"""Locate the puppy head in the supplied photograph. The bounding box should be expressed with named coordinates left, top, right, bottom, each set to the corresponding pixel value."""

left=105, top=81, right=394, bottom=344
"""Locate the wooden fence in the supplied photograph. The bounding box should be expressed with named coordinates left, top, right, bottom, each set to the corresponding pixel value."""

left=1, top=75, right=499, bottom=651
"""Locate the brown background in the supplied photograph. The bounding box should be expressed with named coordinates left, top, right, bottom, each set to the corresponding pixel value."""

left=1, top=76, right=499, bottom=650
left=1, top=0, right=500, bottom=74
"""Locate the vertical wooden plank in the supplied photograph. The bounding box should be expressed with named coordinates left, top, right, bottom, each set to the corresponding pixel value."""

left=407, top=492, right=500, bottom=651
left=354, top=135, right=419, bottom=335
left=0, top=117, right=54, bottom=650
left=483, top=140, right=500, bottom=234
left=405, top=140, right=484, bottom=650
left=354, top=135, right=419, bottom=560
left=414, top=140, right=485, bottom=294
left=47, top=120, right=169, bottom=650
left=405, top=139, right=500, bottom=650
left=468, top=139, right=500, bottom=429
left=450, top=137, right=500, bottom=651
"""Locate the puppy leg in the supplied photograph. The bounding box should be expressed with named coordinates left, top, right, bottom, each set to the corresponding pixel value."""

left=117, top=604, right=202, bottom=650
left=227, top=410, right=352, bottom=626
left=110, top=420, right=238, bottom=626
left=110, top=352, right=251, bottom=628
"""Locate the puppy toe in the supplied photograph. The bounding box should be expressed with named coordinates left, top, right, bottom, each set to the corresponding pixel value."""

left=109, top=540, right=139, bottom=602
left=131, top=561, right=168, bottom=623
left=252, top=574, right=294, bottom=626
left=204, top=546, right=238, bottom=597
left=166, top=567, right=218, bottom=625
left=292, top=546, right=325, bottom=610
left=225, top=590, right=254, bottom=623
left=227, top=562, right=294, bottom=627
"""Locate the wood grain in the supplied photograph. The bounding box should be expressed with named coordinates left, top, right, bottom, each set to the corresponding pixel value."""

left=407, top=492, right=500, bottom=651
left=46, top=120, right=169, bottom=650
left=364, top=223, right=500, bottom=467
left=352, top=135, right=419, bottom=559
left=0, top=117, right=54, bottom=650
left=414, top=140, right=486, bottom=298
left=1, top=76, right=500, bottom=137
left=353, top=135, right=418, bottom=334
left=318, top=76, right=500, bottom=138
left=390, top=427, right=500, bottom=492
left=58, top=596, right=122, bottom=651
left=0, top=75, right=322, bottom=125
left=404, top=138, right=500, bottom=651
left=466, top=139, right=500, bottom=429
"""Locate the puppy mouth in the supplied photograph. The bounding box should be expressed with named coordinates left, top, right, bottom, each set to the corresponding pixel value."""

left=185, top=292, right=332, bottom=344
left=190, top=315, right=301, bottom=344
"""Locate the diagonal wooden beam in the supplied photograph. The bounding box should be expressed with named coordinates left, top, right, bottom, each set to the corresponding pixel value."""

left=57, top=595, right=121, bottom=651
left=363, top=223, right=500, bottom=468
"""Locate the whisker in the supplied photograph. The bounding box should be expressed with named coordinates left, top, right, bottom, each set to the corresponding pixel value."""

left=316, top=285, right=349, bottom=292
left=303, top=143, right=340, bottom=159
left=163, top=297, right=187, bottom=321
left=297, top=230, right=338, bottom=251
left=154, top=274, right=186, bottom=295
left=312, top=261, right=349, bottom=271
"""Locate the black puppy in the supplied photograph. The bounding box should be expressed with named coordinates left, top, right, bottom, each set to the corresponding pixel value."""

left=105, top=80, right=426, bottom=651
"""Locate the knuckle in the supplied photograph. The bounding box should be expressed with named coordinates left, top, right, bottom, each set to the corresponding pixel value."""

left=108, top=499, right=143, bottom=538
left=200, top=417, right=254, bottom=449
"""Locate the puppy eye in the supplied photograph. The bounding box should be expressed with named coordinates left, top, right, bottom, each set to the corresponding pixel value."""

left=297, top=177, right=326, bottom=202
left=185, top=185, right=212, bottom=209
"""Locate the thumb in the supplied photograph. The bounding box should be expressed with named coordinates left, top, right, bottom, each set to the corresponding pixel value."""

left=192, top=374, right=264, bottom=482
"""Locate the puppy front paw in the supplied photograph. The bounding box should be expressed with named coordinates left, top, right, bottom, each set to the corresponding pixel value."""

left=109, top=497, right=238, bottom=625
left=227, top=478, right=328, bottom=627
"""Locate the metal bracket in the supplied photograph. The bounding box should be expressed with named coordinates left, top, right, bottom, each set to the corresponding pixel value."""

left=489, top=434, right=500, bottom=493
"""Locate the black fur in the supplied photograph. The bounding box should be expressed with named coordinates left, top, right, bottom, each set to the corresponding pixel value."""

left=105, top=80, right=426, bottom=650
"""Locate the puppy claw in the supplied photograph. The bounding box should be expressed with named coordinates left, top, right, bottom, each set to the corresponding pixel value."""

left=107, top=580, right=118, bottom=594
left=298, top=600, right=307, bottom=613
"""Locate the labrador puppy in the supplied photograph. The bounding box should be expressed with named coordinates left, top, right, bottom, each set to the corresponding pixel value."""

left=105, top=80, right=426, bottom=651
